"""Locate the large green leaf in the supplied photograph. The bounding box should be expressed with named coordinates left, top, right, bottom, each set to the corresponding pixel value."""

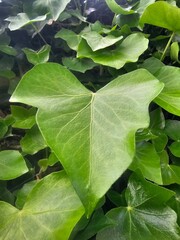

left=134, top=0, right=155, bottom=15
left=5, top=13, right=47, bottom=31
left=10, top=63, right=163, bottom=215
left=77, top=33, right=149, bottom=69
left=97, top=173, right=180, bottom=240
left=0, top=171, right=84, bottom=240
left=154, top=66, right=180, bottom=116
left=33, top=0, right=71, bottom=21
left=0, top=150, right=28, bottom=180
left=140, top=2, right=180, bottom=33
left=105, top=0, right=134, bottom=15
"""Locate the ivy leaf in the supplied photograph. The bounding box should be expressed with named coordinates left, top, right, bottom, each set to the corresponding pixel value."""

left=62, top=57, right=97, bottom=73
left=154, top=66, right=180, bottom=116
left=33, top=0, right=71, bottom=21
left=10, top=63, right=163, bottom=215
left=5, top=13, right=47, bottom=31
left=0, top=171, right=84, bottom=240
left=81, top=32, right=123, bottom=51
left=23, top=45, right=51, bottom=65
left=105, top=0, right=134, bottom=15
left=20, top=125, right=47, bottom=155
left=140, top=2, right=180, bottom=33
left=97, top=173, right=180, bottom=240
left=0, top=150, right=28, bottom=180
left=77, top=33, right=148, bottom=69
left=130, top=142, right=162, bottom=184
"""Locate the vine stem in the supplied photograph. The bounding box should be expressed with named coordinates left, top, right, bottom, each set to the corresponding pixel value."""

left=31, top=23, right=48, bottom=45
left=160, top=32, right=175, bottom=62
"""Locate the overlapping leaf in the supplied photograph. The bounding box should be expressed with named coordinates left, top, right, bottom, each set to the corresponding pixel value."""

left=0, top=171, right=84, bottom=240
left=11, top=63, right=163, bottom=215
left=97, top=173, right=180, bottom=240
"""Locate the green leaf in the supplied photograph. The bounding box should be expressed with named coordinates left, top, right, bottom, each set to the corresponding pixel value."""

left=105, top=0, right=134, bottom=15
left=62, top=57, right=97, bottom=73
left=0, top=119, right=8, bottom=139
left=0, top=45, right=17, bottom=56
left=78, top=33, right=149, bottom=69
left=10, top=63, right=163, bottom=215
left=134, top=0, right=156, bottom=15
left=170, top=42, right=179, bottom=62
left=5, top=13, right=47, bottom=31
left=160, top=150, right=180, bottom=185
left=165, top=120, right=180, bottom=140
left=154, top=66, right=180, bottom=116
left=23, top=45, right=51, bottom=65
left=168, top=185, right=180, bottom=225
left=20, top=125, right=47, bottom=155
left=140, top=2, right=180, bottom=33
left=0, top=150, right=28, bottom=180
left=130, top=142, right=162, bottom=184
left=81, top=32, right=123, bottom=51
left=97, top=173, right=179, bottom=240
left=33, top=0, right=71, bottom=21
left=0, top=171, right=84, bottom=240
left=140, top=57, right=164, bottom=75
left=11, top=105, right=36, bottom=129
left=55, top=28, right=81, bottom=51
left=169, top=142, right=180, bottom=157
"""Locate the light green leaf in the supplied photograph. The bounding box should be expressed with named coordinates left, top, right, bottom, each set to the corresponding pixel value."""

left=134, top=0, right=155, bottom=15
left=170, top=42, right=179, bottom=62
left=5, top=13, right=47, bottom=31
left=168, top=185, right=180, bottom=226
left=55, top=28, right=81, bottom=51
left=0, top=150, right=28, bottom=180
left=33, top=0, right=71, bottom=21
left=78, top=33, right=149, bottom=69
left=10, top=63, right=163, bottom=215
left=11, top=105, right=36, bottom=129
left=169, top=142, right=180, bottom=157
left=20, top=125, right=47, bottom=155
left=130, top=142, right=162, bottom=184
left=140, top=2, right=180, bottom=33
left=23, top=45, right=51, bottom=65
left=160, top=150, right=180, bottom=185
left=97, top=173, right=179, bottom=240
left=82, top=31, right=123, bottom=51
left=0, top=45, right=17, bottom=56
left=105, top=0, right=134, bottom=15
left=140, top=57, right=164, bottom=75
left=0, top=171, right=84, bottom=240
left=62, top=57, right=97, bottom=73
left=0, top=119, right=8, bottom=139
left=154, top=66, right=180, bottom=116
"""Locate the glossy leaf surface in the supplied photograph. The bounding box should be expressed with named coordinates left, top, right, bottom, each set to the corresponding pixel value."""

left=11, top=63, right=163, bottom=215
left=0, top=171, right=84, bottom=240
left=0, top=150, right=28, bottom=180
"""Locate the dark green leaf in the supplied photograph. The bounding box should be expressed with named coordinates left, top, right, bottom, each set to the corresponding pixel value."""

left=165, top=120, right=180, bottom=140
left=169, top=141, right=180, bottom=157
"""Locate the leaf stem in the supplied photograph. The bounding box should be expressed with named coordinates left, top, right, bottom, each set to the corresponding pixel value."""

left=160, top=32, right=175, bottom=62
left=31, top=23, right=48, bottom=45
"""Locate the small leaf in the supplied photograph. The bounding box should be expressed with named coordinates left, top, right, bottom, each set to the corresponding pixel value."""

left=105, top=0, right=134, bottom=15
left=33, top=0, right=71, bottom=21
left=6, top=13, right=47, bottom=31
left=154, top=66, right=180, bottom=116
left=130, top=142, right=162, bottom=184
left=0, top=150, right=28, bottom=180
left=140, top=2, right=180, bottom=33
left=23, top=45, right=51, bottom=65
left=55, top=28, right=81, bottom=51
left=165, top=120, right=180, bottom=140
left=78, top=33, right=149, bottom=69
left=0, top=119, right=8, bottom=139
left=62, top=57, right=97, bottom=73
left=170, top=42, right=179, bottom=62
left=97, top=173, right=179, bottom=240
left=10, top=63, right=163, bottom=215
left=169, top=142, right=180, bottom=157
left=82, top=31, right=123, bottom=51
left=11, top=105, right=36, bottom=129
left=20, top=125, right=47, bottom=155
left=0, top=171, right=84, bottom=240
left=0, top=45, right=17, bottom=56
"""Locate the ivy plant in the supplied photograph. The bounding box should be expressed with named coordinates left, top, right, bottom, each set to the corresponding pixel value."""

left=1, top=0, right=180, bottom=239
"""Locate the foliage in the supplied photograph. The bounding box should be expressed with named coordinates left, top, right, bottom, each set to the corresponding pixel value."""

left=1, top=0, right=180, bottom=239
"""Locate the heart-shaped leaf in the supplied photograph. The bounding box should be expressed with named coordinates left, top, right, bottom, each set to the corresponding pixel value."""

left=10, top=63, right=163, bottom=215
left=154, top=66, right=180, bottom=116
left=0, top=171, right=84, bottom=240
left=0, top=150, right=28, bottom=180
left=77, top=33, right=149, bottom=69
left=97, top=173, right=180, bottom=240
